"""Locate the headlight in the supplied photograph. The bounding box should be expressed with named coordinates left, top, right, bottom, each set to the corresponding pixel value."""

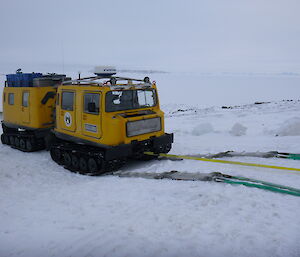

left=126, top=117, right=161, bottom=137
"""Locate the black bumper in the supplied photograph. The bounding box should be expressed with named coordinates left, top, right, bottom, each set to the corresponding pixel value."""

left=105, top=133, right=174, bottom=160
left=152, top=133, right=174, bottom=153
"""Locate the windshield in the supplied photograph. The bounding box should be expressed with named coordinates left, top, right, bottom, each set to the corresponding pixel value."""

left=106, top=89, right=156, bottom=112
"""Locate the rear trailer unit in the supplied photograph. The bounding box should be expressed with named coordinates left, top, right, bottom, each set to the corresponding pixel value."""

left=1, top=70, right=69, bottom=151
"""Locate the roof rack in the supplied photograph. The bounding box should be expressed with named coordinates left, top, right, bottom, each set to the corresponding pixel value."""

left=62, top=76, right=152, bottom=88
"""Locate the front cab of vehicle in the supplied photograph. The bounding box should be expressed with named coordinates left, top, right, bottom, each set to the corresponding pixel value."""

left=54, top=77, right=173, bottom=160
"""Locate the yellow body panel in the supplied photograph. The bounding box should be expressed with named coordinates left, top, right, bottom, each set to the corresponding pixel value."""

left=2, top=87, right=56, bottom=129
left=55, top=83, right=165, bottom=147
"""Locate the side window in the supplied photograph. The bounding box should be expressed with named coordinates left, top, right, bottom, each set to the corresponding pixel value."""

left=56, top=93, right=59, bottom=105
left=84, top=93, right=100, bottom=114
left=8, top=93, right=14, bottom=105
left=61, top=91, right=74, bottom=111
left=22, top=92, right=29, bottom=107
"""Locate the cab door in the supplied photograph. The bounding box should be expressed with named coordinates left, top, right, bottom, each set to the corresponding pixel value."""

left=21, top=91, right=30, bottom=124
left=82, top=92, right=102, bottom=138
left=60, top=91, right=76, bottom=132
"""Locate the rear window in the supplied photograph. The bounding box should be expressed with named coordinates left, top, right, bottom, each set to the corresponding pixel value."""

left=22, top=92, right=29, bottom=107
left=61, top=91, right=74, bottom=111
left=8, top=93, right=14, bottom=105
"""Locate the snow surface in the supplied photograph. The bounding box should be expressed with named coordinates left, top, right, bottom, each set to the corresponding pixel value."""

left=229, top=123, right=247, bottom=136
left=1, top=100, right=300, bottom=257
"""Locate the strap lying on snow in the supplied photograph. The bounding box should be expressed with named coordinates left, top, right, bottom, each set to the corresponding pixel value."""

left=276, top=152, right=300, bottom=160
left=179, top=151, right=300, bottom=160
left=145, top=152, right=300, bottom=173
left=111, top=170, right=300, bottom=197
left=215, top=173, right=300, bottom=197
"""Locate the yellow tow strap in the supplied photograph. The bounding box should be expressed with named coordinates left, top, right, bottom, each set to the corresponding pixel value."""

left=144, top=152, right=300, bottom=173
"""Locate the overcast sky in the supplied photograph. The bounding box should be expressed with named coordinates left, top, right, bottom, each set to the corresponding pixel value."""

left=0, top=0, right=300, bottom=73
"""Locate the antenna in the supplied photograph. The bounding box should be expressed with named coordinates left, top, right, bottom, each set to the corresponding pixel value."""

left=61, top=41, right=65, bottom=74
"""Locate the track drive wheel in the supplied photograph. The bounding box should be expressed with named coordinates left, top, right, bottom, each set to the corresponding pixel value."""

left=79, top=157, right=88, bottom=173
left=63, top=152, right=72, bottom=168
left=50, top=147, right=62, bottom=163
left=71, top=154, right=79, bottom=170
left=1, top=134, right=8, bottom=145
left=26, top=139, right=33, bottom=151
left=88, top=158, right=98, bottom=174
left=14, top=137, right=20, bottom=148
left=4, top=134, right=10, bottom=145
left=10, top=136, right=15, bottom=146
left=19, top=138, right=26, bottom=150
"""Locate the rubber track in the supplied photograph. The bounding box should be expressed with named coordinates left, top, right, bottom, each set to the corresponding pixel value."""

left=1, top=132, right=45, bottom=152
left=50, top=141, right=125, bottom=175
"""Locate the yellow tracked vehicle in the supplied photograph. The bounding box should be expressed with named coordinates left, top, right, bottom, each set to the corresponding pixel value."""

left=50, top=72, right=173, bottom=174
left=1, top=68, right=173, bottom=174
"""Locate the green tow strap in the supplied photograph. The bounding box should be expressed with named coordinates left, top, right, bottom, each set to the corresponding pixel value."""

left=230, top=175, right=300, bottom=193
left=276, top=152, right=300, bottom=160
left=112, top=170, right=300, bottom=197
left=288, top=154, right=300, bottom=160
left=221, top=179, right=300, bottom=197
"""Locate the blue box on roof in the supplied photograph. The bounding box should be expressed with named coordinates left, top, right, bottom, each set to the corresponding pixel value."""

left=6, top=72, right=42, bottom=87
left=6, top=74, right=17, bottom=87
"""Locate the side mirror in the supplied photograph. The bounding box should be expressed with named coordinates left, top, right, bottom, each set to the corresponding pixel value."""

left=88, top=102, right=96, bottom=112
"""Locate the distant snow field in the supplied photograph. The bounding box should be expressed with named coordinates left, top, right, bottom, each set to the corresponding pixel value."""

left=1, top=99, right=300, bottom=257
left=1, top=70, right=300, bottom=111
